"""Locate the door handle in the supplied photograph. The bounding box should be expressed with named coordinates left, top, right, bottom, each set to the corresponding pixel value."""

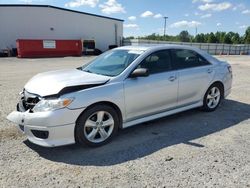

left=168, top=76, right=176, bottom=82
left=207, top=69, right=213, bottom=74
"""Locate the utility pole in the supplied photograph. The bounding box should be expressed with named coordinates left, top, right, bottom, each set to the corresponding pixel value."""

left=163, top=16, right=168, bottom=37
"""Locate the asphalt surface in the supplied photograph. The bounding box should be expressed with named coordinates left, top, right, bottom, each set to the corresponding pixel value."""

left=0, top=55, right=249, bottom=187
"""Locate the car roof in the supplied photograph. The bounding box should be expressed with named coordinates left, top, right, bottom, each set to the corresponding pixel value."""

left=116, top=44, right=199, bottom=52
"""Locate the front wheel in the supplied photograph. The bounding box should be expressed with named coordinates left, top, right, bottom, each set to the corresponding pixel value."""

left=75, top=104, right=119, bottom=147
left=202, top=84, right=222, bottom=112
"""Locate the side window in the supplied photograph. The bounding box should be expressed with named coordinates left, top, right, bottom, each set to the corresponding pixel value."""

left=197, top=54, right=211, bottom=66
left=171, top=49, right=210, bottom=70
left=138, top=50, right=172, bottom=74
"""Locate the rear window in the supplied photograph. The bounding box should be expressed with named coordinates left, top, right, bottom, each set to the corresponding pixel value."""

left=171, top=49, right=210, bottom=69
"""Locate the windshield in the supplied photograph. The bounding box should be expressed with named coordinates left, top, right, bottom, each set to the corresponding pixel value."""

left=81, top=49, right=143, bottom=77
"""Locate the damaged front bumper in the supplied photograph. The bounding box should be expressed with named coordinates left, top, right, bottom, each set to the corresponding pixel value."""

left=7, top=107, right=84, bottom=147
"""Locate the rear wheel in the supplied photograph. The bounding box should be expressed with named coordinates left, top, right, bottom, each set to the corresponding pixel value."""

left=202, top=84, right=222, bottom=112
left=75, top=104, right=119, bottom=147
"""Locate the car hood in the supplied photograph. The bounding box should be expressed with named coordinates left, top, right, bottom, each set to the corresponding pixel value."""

left=24, top=69, right=110, bottom=97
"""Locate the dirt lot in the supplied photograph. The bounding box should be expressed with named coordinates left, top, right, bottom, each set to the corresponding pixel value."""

left=0, top=56, right=250, bottom=188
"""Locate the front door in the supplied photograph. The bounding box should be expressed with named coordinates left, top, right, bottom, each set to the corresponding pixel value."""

left=124, top=50, right=178, bottom=121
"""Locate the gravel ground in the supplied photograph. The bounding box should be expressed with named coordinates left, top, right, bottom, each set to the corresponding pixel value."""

left=0, top=55, right=250, bottom=188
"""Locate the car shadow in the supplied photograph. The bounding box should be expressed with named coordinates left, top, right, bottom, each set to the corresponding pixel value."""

left=24, top=99, right=250, bottom=166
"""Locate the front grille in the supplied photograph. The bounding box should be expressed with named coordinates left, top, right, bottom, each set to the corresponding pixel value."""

left=17, top=90, right=41, bottom=112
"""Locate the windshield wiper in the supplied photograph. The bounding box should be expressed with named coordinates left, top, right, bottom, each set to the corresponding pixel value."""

left=98, top=73, right=113, bottom=77
left=83, top=69, right=93, bottom=73
left=81, top=69, right=113, bottom=77
left=76, top=67, right=83, bottom=71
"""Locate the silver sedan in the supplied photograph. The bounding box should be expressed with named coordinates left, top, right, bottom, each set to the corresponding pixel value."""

left=7, top=45, right=233, bottom=147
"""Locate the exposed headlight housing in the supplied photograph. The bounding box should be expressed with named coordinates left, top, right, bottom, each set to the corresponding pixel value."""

left=33, top=98, right=74, bottom=112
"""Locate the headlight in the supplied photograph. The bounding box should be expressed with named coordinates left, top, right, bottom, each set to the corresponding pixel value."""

left=33, top=98, right=74, bottom=112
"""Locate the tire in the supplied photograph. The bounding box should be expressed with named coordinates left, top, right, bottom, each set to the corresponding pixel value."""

left=202, top=84, right=223, bottom=112
left=75, top=104, right=119, bottom=147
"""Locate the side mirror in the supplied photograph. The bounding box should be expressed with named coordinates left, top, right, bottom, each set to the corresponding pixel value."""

left=130, top=68, right=149, bottom=78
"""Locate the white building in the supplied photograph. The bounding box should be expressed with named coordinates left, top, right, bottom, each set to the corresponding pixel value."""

left=0, top=4, right=123, bottom=52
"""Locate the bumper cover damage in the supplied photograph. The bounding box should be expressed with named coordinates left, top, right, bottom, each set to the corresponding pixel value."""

left=7, top=107, right=84, bottom=147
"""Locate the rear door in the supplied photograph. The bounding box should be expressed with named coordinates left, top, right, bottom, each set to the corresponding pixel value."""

left=170, top=49, right=215, bottom=106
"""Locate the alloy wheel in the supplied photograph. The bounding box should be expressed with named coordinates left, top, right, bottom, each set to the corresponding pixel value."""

left=83, top=111, right=115, bottom=143
left=206, top=87, right=221, bottom=109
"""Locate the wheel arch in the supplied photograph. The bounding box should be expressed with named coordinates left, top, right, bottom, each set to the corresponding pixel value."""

left=201, top=80, right=224, bottom=112
left=209, top=81, right=225, bottom=98
left=75, top=101, right=123, bottom=129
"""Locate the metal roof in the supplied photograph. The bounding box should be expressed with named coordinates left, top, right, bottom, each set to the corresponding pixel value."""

left=0, top=4, right=124, bottom=22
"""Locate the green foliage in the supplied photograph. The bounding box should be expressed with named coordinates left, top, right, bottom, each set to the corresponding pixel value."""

left=244, top=27, right=250, bottom=44
left=125, top=36, right=135, bottom=39
left=223, top=33, right=232, bottom=44
left=137, top=33, right=179, bottom=42
left=124, top=27, right=250, bottom=44
left=230, top=33, right=240, bottom=44
left=207, top=32, right=217, bottom=43
left=178, top=30, right=191, bottom=42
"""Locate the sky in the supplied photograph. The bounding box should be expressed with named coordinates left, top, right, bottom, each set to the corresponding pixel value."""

left=1, top=0, right=250, bottom=37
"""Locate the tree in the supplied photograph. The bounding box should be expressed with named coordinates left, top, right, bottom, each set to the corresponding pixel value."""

left=146, top=33, right=157, bottom=40
left=223, top=33, right=232, bottom=44
left=204, top=33, right=209, bottom=43
left=178, top=30, right=190, bottom=42
left=215, top=32, right=221, bottom=43
left=194, top=34, right=201, bottom=42
left=244, top=26, right=250, bottom=44
left=208, top=32, right=217, bottom=43
left=199, top=33, right=206, bottom=43
left=195, top=33, right=205, bottom=43
left=219, top=32, right=226, bottom=43
left=125, top=36, right=135, bottom=39
left=240, top=36, right=245, bottom=44
left=131, top=29, right=247, bottom=44
left=231, top=33, right=240, bottom=44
